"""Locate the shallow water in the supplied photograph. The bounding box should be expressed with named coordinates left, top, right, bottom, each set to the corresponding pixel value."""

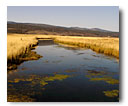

left=8, top=40, right=119, bottom=102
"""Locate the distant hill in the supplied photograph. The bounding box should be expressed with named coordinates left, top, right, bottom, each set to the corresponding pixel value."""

left=91, top=28, right=114, bottom=32
left=7, top=21, right=119, bottom=37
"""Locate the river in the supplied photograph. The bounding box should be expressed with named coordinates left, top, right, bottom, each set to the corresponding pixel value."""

left=8, top=40, right=119, bottom=102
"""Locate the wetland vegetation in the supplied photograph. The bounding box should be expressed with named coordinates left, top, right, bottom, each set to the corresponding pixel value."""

left=7, top=34, right=119, bottom=70
left=7, top=6, right=119, bottom=102
left=7, top=36, right=119, bottom=102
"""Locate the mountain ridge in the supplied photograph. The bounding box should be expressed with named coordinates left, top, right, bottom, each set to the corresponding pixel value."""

left=7, top=21, right=119, bottom=37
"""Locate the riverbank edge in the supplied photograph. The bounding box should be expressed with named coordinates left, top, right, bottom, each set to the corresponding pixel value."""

left=7, top=34, right=119, bottom=70
left=7, top=42, right=43, bottom=70
left=54, top=38, right=119, bottom=58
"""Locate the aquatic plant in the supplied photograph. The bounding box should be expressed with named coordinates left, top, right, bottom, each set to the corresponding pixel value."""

left=90, top=77, right=119, bottom=85
left=43, top=74, right=70, bottom=81
left=8, top=74, right=70, bottom=84
left=86, top=70, right=119, bottom=85
left=8, top=78, right=33, bottom=83
left=8, top=94, right=35, bottom=102
left=103, top=90, right=119, bottom=97
left=8, top=74, right=71, bottom=102
left=40, top=80, right=48, bottom=86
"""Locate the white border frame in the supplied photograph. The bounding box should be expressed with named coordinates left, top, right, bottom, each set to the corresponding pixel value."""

left=1, top=0, right=128, bottom=106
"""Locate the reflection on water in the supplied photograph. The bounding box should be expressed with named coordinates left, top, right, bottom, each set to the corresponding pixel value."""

left=8, top=40, right=119, bottom=102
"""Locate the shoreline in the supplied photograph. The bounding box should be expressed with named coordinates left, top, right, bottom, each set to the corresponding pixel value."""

left=54, top=37, right=119, bottom=58
left=7, top=34, right=119, bottom=70
left=7, top=35, right=43, bottom=70
left=7, top=50, right=43, bottom=70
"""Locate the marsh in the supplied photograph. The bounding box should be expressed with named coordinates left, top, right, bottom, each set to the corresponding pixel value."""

left=7, top=40, right=119, bottom=102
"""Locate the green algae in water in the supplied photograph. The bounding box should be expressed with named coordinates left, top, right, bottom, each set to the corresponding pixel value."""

left=90, top=77, right=119, bottom=85
left=40, top=80, right=48, bottom=86
left=8, top=74, right=71, bottom=102
left=86, top=70, right=119, bottom=85
left=103, top=90, right=119, bottom=97
left=43, top=74, right=70, bottom=81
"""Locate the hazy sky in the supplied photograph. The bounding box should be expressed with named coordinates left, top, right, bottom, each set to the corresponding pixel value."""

left=7, top=6, right=119, bottom=32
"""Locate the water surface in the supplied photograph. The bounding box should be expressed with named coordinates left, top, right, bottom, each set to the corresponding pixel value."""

left=8, top=40, right=119, bottom=102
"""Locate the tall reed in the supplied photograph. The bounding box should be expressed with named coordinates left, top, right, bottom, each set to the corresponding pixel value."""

left=54, top=36, right=119, bottom=58
left=7, top=34, right=38, bottom=62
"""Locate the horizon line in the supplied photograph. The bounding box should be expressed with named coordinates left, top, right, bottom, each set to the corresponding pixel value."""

left=7, top=20, right=119, bottom=32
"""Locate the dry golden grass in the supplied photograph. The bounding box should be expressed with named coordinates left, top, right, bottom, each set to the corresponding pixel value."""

left=54, top=36, right=119, bottom=58
left=7, top=34, right=58, bottom=63
left=7, top=34, right=38, bottom=62
left=7, top=34, right=119, bottom=62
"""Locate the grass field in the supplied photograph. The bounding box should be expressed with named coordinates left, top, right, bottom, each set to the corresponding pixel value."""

left=7, top=34, right=38, bottom=62
left=7, top=34, right=43, bottom=70
left=7, top=34, right=119, bottom=69
left=54, top=36, right=119, bottom=58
